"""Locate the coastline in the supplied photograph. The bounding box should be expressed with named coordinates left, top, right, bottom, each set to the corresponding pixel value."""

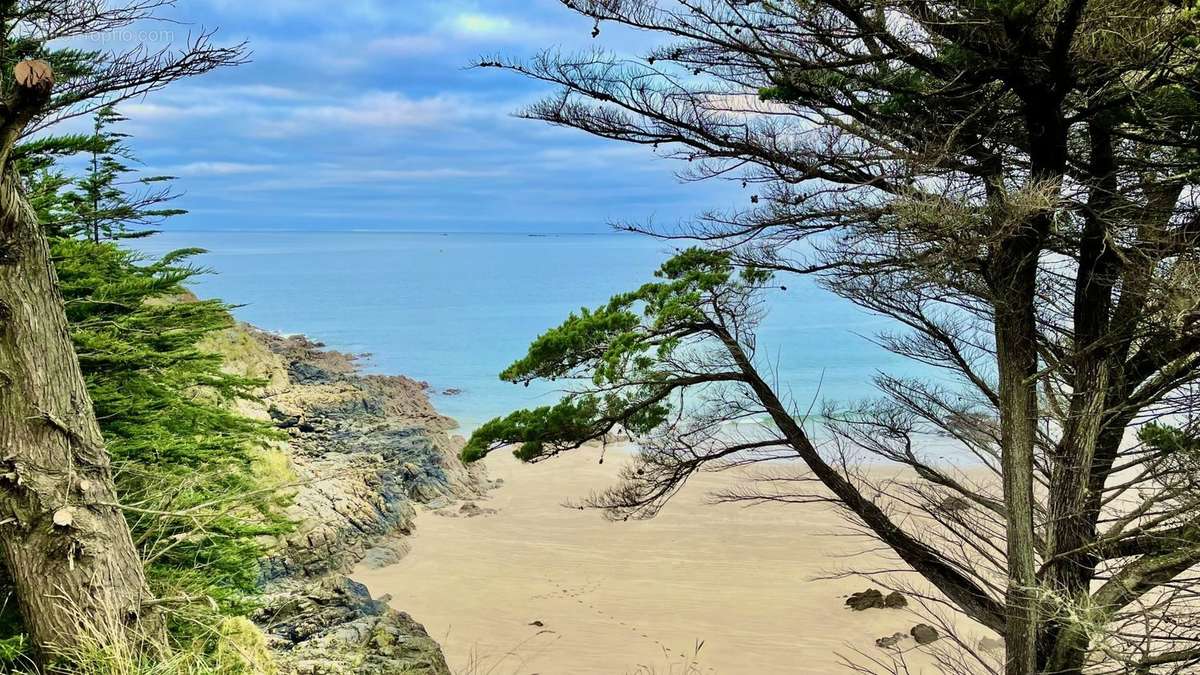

left=210, top=323, right=992, bottom=674
left=354, top=447, right=991, bottom=674
left=207, top=324, right=490, bottom=674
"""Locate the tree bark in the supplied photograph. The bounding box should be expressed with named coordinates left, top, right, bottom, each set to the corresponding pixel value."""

left=994, top=278, right=1041, bottom=675
left=0, top=174, right=158, bottom=653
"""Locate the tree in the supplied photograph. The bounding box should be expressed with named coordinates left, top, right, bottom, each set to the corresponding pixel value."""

left=51, top=239, right=291, bottom=645
left=20, top=116, right=292, bottom=646
left=62, top=105, right=186, bottom=244
left=0, top=0, right=244, bottom=658
left=462, top=1, right=1200, bottom=673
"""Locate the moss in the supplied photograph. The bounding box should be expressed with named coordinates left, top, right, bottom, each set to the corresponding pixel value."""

left=214, top=618, right=278, bottom=675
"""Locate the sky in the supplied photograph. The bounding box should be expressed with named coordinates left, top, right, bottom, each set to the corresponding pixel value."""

left=63, top=0, right=742, bottom=233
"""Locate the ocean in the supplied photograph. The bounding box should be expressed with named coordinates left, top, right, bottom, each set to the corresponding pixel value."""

left=134, top=230, right=926, bottom=432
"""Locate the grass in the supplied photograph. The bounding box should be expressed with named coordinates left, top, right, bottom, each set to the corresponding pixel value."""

left=37, top=610, right=278, bottom=675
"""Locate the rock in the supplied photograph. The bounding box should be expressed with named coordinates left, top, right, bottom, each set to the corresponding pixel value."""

left=360, top=539, right=411, bottom=569
left=528, top=620, right=544, bottom=627
left=440, top=388, right=463, bottom=396
left=846, top=588, right=907, bottom=611
left=258, top=576, right=450, bottom=675
left=240, top=326, right=485, bottom=582
left=979, top=636, right=1005, bottom=652
left=209, top=325, right=487, bottom=674
left=845, top=588, right=886, bottom=611
left=910, top=623, right=941, bottom=645
left=875, top=632, right=908, bottom=649
left=458, top=501, right=497, bottom=518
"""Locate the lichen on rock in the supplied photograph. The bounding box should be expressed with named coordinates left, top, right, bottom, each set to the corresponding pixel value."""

left=207, top=324, right=482, bottom=675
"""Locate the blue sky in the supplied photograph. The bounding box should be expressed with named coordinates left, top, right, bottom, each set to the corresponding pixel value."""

left=69, top=0, right=741, bottom=233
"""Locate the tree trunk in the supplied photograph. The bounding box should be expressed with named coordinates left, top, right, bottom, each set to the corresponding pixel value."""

left=995, top=299, right=1041, bottom=675
left=0, top=175, right=158, bottom=654
left=992, top=225, right=1046, bottom=675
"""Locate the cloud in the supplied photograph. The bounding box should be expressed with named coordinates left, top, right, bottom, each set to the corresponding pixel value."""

left=448, top=13, right=517, bottom=37
left=121, top=101, right=229, bottom=122
left=198, top=0, right=396, bottom=22
left=91, top=1, right=717, bottom=233
left=226, top=165, right=512, bottom=192
left=289, top=92, right=471, bottom=129
left=437, top=11, right=568, bottom=43
left=169, top=162, right=279, bottom=176
left=246, top=91, right=513, bottom=139
left=366, top=34, right=445, bottom=56
left=354, top=167, right=510, bottom=180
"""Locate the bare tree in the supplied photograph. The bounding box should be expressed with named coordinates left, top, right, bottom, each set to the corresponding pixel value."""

left=461, top=1, right=1200, bottom=673
left=0, top=0, right=243, bottom=657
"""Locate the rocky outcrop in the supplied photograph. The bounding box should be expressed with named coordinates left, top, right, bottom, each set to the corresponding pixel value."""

left=875, top=632, right=908, bottom=649
left=209, top=325, right=479, bottom=675
left=217, top=328, right=481, bottom=580
left=845, top=588, right=907, bottom=611
left=910, top=623, right=941, bottom=645
left=255, top=577, right=450, bottom=675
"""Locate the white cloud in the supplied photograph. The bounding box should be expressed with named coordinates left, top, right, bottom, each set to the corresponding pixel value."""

left=221, top=84, right=311, bottom=101
left=436, top=11, right=567, bottom=43
left=354, top=167, right=510, bottom=180
left=258, top=92, right=486, bottom=138
left=367, top=34, right=445, bottom=56
left=228, top=165, right=511, bottom=192
left=448, top=13, right=517, bottom=37
left=199, top=0, right=393, bottom=22
left=169, top=161, right=278, bottom=176
left=121, top=101, right=228, bottom=122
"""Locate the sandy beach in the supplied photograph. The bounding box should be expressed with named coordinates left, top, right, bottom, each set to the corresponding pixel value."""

left=355, top=447, right=969, bottom=674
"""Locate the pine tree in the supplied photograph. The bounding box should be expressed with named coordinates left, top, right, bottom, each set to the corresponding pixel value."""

left=63, top=106, right=186, bottom=243
left=51, top=239, right=292, bottom=626
left=467, top=2, right=1200, bottom=671
left=0, top=112, right=292, bottom=665
left=0, top=2, right=244, bottom=656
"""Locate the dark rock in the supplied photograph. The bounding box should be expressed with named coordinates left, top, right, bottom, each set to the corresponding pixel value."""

left=911, top=623, right=941, bottom=645
left=255, top=344, right=481, bottom=581
left=360, top=539, right=410, bottom=569
left=258, top=576, right=450, bottom=675
left=440, top=388, right=463, bottom=396
left=528, top=620, right=544, bottom=627
left=875, top=632, right=908, bottom=649
left=268, top=405, right=301, bottom=428
left=459, top=501, right=496, bottom=518
left=221, top=326, right=487, bottom=673
left=884, top=591, right=908, bottom=609
left=845, top=588, right=886, bottom=611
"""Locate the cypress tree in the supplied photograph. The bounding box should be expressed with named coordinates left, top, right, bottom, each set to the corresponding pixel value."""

left=0, top=108, right=293, bottom=663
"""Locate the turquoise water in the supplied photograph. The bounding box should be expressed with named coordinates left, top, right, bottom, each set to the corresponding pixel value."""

left=134, top=231, right=924, bottom=431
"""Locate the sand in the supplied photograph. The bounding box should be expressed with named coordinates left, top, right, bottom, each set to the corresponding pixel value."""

left=354, top=447, right=956, bottom=675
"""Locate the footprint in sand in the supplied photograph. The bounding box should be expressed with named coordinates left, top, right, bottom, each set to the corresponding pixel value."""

left=537, top=578, right=671, bottom=651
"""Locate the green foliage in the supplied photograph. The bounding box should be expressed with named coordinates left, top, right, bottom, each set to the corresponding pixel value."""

left=0, top=107, right=294, bottom=668
left=1139, top=423, right=1200, bottom=469
left=212, top=618, right=277, bottom=675
left=52, top=240, right=291, bottom=611
left=463, top=248, right=764, bottom=463
left=24, top=106, right=186, bottom=242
